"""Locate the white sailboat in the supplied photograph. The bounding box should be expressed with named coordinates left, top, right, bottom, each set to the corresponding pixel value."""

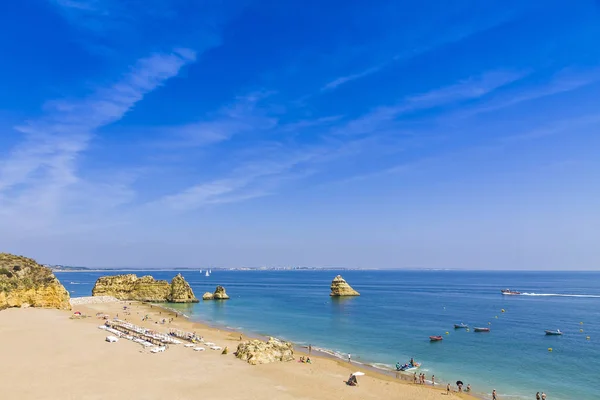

left=205, top=270, right=210, bottom=277
left=199, top=269, right=203, bottom=274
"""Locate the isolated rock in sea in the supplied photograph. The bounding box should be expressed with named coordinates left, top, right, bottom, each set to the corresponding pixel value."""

left=213, top=285, right=230, bottom=300
left=92, top=274, right=197, bottom=303
left=168, top=273, right=199, bottom=303
left=0, top=253, right=71, bottom=310
left=330, top=275, right=360, bottom=296
left=203, top=285, right=230, bottom=300
left=235, top=337, right=294, bottom=365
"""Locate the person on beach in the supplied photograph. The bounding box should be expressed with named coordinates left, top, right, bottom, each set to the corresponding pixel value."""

left=431, top=375, right=435, bottom=386
left=413, top=372, right=417, bottom=384
left=458, top=383, right=463, bottom=392
left=466, top=384, right=471, bottom=392
left=308, top=344, right=312, bottom=354
left=541, top=393, right=546, bottom=400
left=447, top=383, right=450, bottom=395
left=492, top=389, right=497, bottom=400
left=536, top=392, right=541, bottom=400
left=306, top=357, right=312, bottom=364
left=347, top=353, right=351, bottom=363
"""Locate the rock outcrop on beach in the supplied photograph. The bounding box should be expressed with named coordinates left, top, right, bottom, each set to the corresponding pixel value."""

left=0, top=253, right=71, bottom=310
left=202, top=285, right=230, bottom=300
left=235, top=337, right=294, bottom=365
left=330, top=275, right=360, bottom=296
left=92, top=274, right=198, bottom=303
left=168, top=274, right=198, bottom=303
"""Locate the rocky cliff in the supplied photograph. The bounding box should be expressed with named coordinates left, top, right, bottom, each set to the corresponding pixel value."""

left=202, top=285, right=230, bottom=300
left=330, top=275, right=360, bottom=296
left=0, top=253, right=71, bottom=310
left=92, top=274, right=198, bottom=302
left=168, top=274, right=199, bottom=303
left=235, top=337, right=294, bottom=365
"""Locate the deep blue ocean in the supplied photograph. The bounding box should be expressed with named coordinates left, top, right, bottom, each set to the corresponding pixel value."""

left=59, top=270, right=600, bottom=400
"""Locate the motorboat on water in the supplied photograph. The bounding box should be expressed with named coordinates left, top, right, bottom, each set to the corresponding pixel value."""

left=545, top=329, right=563, bottom=336
left=429, top=335, right=443, bottom=341
left=501, top=289, right=521, bottom=295
left=454, top=323, right=468, bottom=329
left=396, top=360, right=421, bottom=371
left=473, top=327, right=490, bottom=332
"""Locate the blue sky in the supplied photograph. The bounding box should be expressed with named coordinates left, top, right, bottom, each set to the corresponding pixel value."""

left=1, top=0, right=599, bottom=269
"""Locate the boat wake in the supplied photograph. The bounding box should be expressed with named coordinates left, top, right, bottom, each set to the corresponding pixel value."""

left=520, top=292, right=600, bottom=298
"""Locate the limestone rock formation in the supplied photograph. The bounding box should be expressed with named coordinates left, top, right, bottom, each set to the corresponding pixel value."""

left=235, top=337, right=294, bottom=365
left=330, top=275, right=360, bottom=296
left=0, top=253, right=71, bottom=310
left=92, top=274, right=198, bottom=302
left=202, top=285, right=230, bottom=300
left=168, top=273, right=199, bottom=303
left=213, top=285, right=230, bottom=300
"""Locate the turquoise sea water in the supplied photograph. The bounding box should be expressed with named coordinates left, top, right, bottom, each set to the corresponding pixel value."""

left=60, top=270, right=600, bottom=400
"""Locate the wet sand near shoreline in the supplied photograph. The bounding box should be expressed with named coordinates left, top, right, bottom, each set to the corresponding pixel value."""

left=0, top=301, right=478, bottom=400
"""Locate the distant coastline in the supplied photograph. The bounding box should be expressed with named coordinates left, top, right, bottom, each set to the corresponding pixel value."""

left=52, top=267, right=380, bottom=272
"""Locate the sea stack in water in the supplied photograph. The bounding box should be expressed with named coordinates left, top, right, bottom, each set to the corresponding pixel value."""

left=0, top=253, right=71, bottom=310
left=92, top=273, right=198, bottom=303
left=235, top=337, right=294, bottom=365
left=330, top=275, right=360, bottom=296
left=203, top=285, right=230, bottom=300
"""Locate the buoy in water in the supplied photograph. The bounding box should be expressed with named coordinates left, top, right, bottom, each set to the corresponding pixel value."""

left=488, top=322, right=491, bottom=325
left=580, top=322, right=584, bottom=325
left=501, top=309, right=505, bottom=313
left=495, top=316, right=498, bottom=319
left=445, top=332, right=449, bottom=335
left=580, top=329, right=584, bottom=333
left=548, top=348, right=553, bottom=352
left=586, top=336, right=590, bottom=340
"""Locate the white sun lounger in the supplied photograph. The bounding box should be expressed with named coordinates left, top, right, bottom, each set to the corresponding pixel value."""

left=184, top=344, right=195, bottom=348
left=210, top=346, right=222, bottom=350
left=150, top=346, right=166, bottom=353
left=193, top=347, right=205, bottom=351
left=204, top=342, right=215, bottom=346
left=105, top=335, right=119, bottom=343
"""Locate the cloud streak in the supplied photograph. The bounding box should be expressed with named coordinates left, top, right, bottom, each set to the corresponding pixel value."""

left=0, top=49, right=197, bottom=230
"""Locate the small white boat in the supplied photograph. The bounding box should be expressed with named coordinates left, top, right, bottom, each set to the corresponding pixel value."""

left=205, top=271, right=210, bottom=277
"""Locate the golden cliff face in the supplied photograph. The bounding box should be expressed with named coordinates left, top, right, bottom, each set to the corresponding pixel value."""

left=329, top=275, right=360, bottom=296
left=0, top=253, right=71, bottom=310
left=92, top=273, right=198, bottom=303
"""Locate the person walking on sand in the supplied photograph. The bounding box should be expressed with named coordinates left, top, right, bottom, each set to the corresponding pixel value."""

left=431, top=375, right=435, bottom=386
left=536, top=392, right=541, bottom=400
left=541, top=393, right=546, bottom=400
left=492, top=389, right=497, bottom=400
left=309, top=344, right=312, bottom=354
left=347, top=353, right=351, bottom=363
left=413, top=372, right=417, bottom=384
left=447, top=383, right=450, bottom=395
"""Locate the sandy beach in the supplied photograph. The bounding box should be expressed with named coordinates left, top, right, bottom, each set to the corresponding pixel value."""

left=0, top=301, right=479, bottom=400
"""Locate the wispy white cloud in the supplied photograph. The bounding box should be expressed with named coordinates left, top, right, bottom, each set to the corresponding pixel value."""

left=321, top=66, right=383, bottom=91
left=0, top=49, right=197, bottom=231
left=152, top=92, right=278, bottom=149
left=332, top=70, right=524, bottom=137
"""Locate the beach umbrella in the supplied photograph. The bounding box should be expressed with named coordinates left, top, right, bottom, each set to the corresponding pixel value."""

left=352, top=372, right=365, bottom=376
left=456, top=381, right=464, bottom=386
